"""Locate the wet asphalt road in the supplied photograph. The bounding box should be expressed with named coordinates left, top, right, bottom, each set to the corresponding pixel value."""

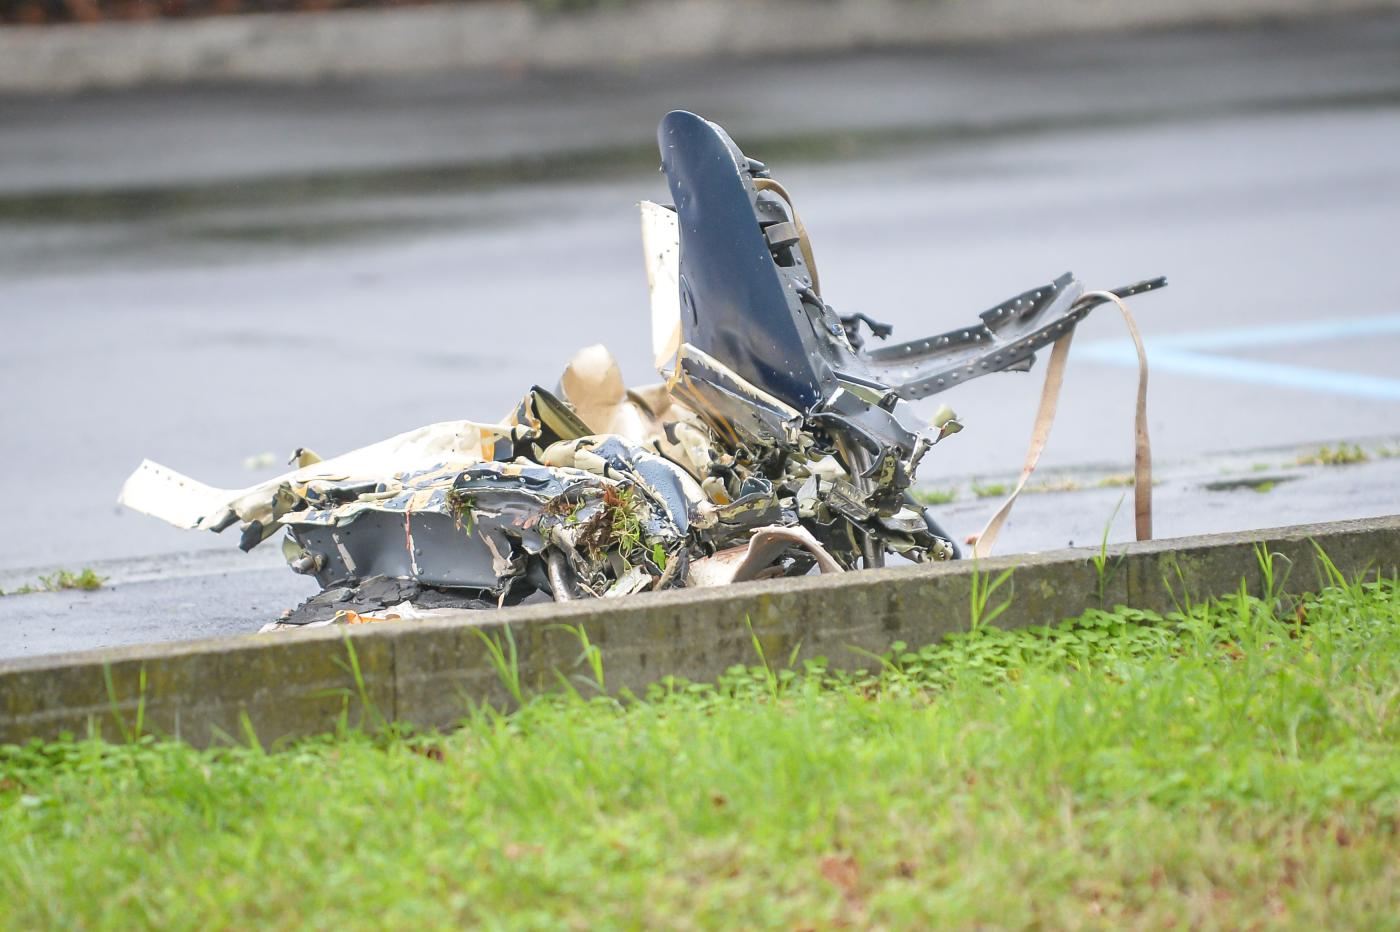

left=2, top=15, right=1399, bottom=656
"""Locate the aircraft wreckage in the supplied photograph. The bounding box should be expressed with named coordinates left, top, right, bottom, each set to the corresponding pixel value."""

left=120, top=111, right=1165, bottom=628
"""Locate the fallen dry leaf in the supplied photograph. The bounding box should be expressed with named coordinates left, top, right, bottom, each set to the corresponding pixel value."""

left=819, top=854, right=860, bottom=895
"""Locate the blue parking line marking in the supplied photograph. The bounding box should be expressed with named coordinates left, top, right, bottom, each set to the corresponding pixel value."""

left=1143, top=314, right=1400, bottom=351
left=1076, top=344, right=1400, bottom=402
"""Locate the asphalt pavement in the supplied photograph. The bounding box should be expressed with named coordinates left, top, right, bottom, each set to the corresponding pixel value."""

left=2, top=15, right=1399, bottom=656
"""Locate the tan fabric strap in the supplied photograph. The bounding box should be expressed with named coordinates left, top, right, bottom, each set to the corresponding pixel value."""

left=752, top=177, right=822, bottom=296
left=970, top=290, right=1152, bottom=557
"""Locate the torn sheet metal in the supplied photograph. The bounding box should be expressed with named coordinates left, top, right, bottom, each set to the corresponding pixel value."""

left=120, top=110, right=1165, bottom=627
left=119, top=420, right=516, bottom=538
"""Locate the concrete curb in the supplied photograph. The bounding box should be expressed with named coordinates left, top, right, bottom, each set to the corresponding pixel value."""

left=2, top=515, right=1397, bottom=746
left=3, top=0, right=1400, bottom=93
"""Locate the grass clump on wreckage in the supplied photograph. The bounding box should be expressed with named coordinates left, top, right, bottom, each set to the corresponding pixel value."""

left=119, top=112, right=1166, bottom=629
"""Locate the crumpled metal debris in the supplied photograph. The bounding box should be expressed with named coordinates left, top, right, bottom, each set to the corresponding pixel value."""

left=119, top=111, right=1165, bottom=628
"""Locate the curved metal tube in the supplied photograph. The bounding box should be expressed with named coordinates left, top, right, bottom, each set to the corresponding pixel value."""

left=546, top=549, right=582, bottom=602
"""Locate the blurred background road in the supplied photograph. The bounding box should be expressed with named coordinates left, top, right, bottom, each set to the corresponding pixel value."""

left=2, top=12, right=1399, bottom=654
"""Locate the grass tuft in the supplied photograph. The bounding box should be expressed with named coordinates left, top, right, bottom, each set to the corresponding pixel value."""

left=0, top=567, right=105, bottom=597
left=1297, top=443, right=1369, bottom=466
left=910, top=487, right=956, bottom=506
left=1024, top=477, right=1081, bottom=494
